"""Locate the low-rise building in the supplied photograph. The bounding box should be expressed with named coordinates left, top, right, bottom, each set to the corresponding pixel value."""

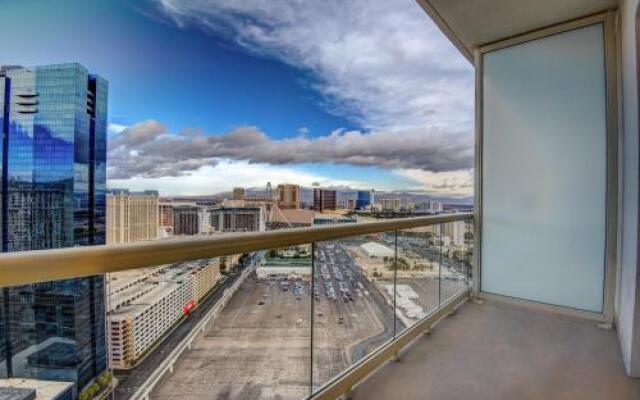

left=257, top=246, right=312, bottom=280
left=361, top=241, right=395, bottom=258
left=269, top=208, right=315, bottom=229
left=0, top=378, right=75, bottom=400
left=314, top=213, right=357, bottom=226
left=108, top=260, right=221, bottom=369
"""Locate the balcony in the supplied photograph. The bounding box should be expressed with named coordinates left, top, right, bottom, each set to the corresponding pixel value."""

left=356, top=299, right=640, bottom=400
left=0, top=211, right=638, bottom=400
left=0, top=214, right=475, bottom=399
left=1, top=0, right=640, bottom=399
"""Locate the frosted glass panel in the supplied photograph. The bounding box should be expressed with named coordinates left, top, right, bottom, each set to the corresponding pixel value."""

left=481, top=24, right=607, bottom=312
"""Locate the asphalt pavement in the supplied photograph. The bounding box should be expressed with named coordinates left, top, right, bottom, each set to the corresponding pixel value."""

left=113, top=261, right=250, bottom=400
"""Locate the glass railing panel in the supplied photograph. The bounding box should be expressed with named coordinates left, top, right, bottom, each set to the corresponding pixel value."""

left=109, top=250, right=311, bottom=400
left=439, top=218, right=474, bottom=304
left=0, top=216, right=472, bottom=400
left=311, top=232, right=396, bottom=391
left=394, top=224, right=442, bottom=334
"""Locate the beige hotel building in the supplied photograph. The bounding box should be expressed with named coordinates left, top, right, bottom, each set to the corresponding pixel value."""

left=107, top=189, right=159, bottom=244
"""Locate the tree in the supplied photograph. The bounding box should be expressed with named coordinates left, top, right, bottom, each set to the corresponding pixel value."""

left=98, top=371, right=112, bottom=388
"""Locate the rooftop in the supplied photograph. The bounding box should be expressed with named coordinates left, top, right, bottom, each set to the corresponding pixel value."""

left=360, top=241, right=395, bottom=258
left=0, top=379, right=73, bottom=400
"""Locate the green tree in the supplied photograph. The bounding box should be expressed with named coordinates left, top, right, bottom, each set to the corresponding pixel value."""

left=98, top=371, right=112, bottom=388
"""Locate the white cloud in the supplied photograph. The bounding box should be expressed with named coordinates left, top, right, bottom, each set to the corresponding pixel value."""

left=151, top=0, right=473, bottom=132
left=119, top=0, right=476, bottom=196
left=393, top=168, right=474, bottom=198
left=107, top=120, right=472, bottom=180
left=108, top=159, right=365, bottom=196
left=108, top=123, right=128, bottom=135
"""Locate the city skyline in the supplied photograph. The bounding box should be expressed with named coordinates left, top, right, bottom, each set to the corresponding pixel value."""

left=0, top=0, right=474, bottom=201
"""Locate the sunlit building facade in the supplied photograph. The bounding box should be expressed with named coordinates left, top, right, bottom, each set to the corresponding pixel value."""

left=0, top=63, right=108, bottom=390
left=276, top=184, right=300, bottom=209
left=106, top=189, right=159, bottom=244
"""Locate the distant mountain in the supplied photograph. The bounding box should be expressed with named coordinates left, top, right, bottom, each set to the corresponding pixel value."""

left=197, top=188, right=474, bottom=207
left=373, top=191, right=473, bottom=206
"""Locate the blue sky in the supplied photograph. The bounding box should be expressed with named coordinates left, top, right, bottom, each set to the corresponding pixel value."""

left=0, top=0, right=474, bottom=200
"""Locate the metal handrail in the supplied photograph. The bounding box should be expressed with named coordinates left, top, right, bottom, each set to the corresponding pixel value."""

left=0, top=212, right=472, bottom=287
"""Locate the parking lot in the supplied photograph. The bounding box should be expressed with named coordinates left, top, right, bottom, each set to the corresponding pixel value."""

left=151, top=238, right=466, bottom=400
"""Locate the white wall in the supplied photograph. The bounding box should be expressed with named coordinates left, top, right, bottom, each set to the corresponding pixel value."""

left=481, top=24, right=608, bottom=312
left=617, top=0, right=640, bottom=377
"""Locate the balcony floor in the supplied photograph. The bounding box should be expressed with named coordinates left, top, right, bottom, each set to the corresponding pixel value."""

left=354, top=298, right=640, bottom=400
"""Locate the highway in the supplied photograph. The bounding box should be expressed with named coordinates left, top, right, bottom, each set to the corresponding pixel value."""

left=113, top=256, right=256, bottom=400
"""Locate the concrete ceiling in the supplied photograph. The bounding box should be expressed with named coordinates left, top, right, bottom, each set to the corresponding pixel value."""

left=416, top=0, right=618, bottom=62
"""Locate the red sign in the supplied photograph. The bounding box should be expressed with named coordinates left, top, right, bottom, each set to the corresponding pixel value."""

left=182, top=300, right=196, bottom=314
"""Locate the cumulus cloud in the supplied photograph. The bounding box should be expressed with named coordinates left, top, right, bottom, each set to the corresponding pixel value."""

left=108, top=123, right=128, bottom=135
left=108, top=160, right=365, bottom=195
left=115, top=0, right=475, bottom=196
left=151, top=0, right=473, bottom=132
left=107, top=120, right=473, bottom=180
left=393, top=168, right=474, bottom=198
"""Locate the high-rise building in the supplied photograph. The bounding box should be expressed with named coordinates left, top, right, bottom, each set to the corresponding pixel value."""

left=243, top=186, right=275, bottom=213
left=299, top=187, right=314, bottom=209
left=442, top=220, right=468, bottom=247
left=276, top=184, right=300, bottom=209
left=356, top=190, right=373, bottom=210
left=313, top=189, right=337, bottom=212
left=106, top=189, right=159, bottom=244
left=336, top=190, right=358, bottom=210
left=210, top=207, right=265, bottom=232
left=0, top=64, right=108, bottom=390
left=173, top=205, right=199, bottom=236
left=232, top=187, right=245, bottom=201
left=379, top=198, right=402, bottom=211
left=158, top=198, right=200, bottom=237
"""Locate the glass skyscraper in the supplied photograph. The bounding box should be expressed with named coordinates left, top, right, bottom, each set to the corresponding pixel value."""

left=356, top=190, right=373, bottom=210
left=0, top=63, right=108, bottom=391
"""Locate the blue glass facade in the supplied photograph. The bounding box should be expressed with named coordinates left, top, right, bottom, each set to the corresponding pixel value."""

left=0, top=64, right=107, bottom=392
left=356, top=190, right=372, bottom=210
